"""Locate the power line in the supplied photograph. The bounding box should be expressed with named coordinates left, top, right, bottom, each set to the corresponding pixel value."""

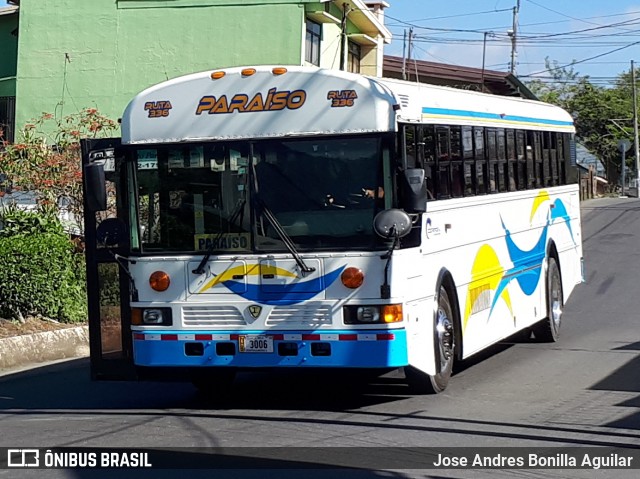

left=397, top=7, right=513, bottom=23
left=523, top=39, right=640, bottom=76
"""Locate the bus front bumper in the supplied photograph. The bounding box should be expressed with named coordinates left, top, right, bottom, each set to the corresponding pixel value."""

left=132, top=329, right=408, bottom=368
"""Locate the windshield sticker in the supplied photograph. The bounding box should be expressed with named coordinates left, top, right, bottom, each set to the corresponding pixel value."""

left=195, top=233, right=251, bottom=251
left=327, top=90, right=358, bottom=107
left=196, top=88, right=306, bottom=115
left=144, top=101, right=172, bottom=118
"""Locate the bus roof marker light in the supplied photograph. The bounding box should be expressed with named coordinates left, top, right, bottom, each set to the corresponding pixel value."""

left=241, top=68, right=256, bottom=77
left=150, top=271, right=170, bottom=292
left=272, top=67, right=288, bottom=75
left=210, top=71, right=226, bottom=80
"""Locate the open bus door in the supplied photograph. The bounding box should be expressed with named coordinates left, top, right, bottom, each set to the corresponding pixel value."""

left=81, top=138, right=136, bottom=380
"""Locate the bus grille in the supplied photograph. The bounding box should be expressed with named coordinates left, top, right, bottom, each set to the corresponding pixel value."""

left=182, top=306, right=246, bottom=326
left=266, top=305, right=333, bottom=327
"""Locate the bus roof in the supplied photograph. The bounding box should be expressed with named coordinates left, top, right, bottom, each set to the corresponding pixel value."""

left=376, top=76, right=575, bottom=133
left=120, top=66, right=574, bottom=145
left=120, top=66, right=398, bottom=145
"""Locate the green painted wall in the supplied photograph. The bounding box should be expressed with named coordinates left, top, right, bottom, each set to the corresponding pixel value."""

left=0, top=10, right=18, bottom=96
left=15, top=0, right=315, bottom=130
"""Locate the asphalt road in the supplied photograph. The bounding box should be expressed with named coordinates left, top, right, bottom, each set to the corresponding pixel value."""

left=0, top=196, right=639, bottom=479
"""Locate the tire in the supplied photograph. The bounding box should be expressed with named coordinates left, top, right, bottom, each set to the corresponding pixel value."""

left=405, top=286, right=455, bottom=394
left=191, top=368, right=236, bottom=397
left=533, top=256, right=563, bottom=342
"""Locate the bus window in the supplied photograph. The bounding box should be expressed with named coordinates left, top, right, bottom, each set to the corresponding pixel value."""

left=436, top=127, right=451, bottom=198
left=474, top=127, right=486, bottom=194
left=516, top=130, right=526, bottom=190
left=486, top=129, right=497, bottom=193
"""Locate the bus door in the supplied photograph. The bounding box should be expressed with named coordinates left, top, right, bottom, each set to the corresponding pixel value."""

left=81, top=138, right=136, bottom=380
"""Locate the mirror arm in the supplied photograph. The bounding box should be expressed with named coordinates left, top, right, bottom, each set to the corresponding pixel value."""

left=380, top=227, right=400, bottom=299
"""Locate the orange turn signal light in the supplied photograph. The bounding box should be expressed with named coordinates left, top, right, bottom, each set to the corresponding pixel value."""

left=149, top=271, right=170, bottom=292
left=272, top=67, right=288, bottom=75
left=241, top=68, right=256, bottom=76
left=341, top=267, right=364, bottom=289
left=131, top=308, right=142, bottom=325
left=210, top=71, right=226, bottom=80
left=382, top=304, right=403, bottom=323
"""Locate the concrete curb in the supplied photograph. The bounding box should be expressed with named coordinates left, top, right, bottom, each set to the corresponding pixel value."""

left=0, top=326, right=89, bottom=371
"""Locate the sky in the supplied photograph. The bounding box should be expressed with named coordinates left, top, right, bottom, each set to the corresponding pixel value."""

left=3, top=0, right=639, bottom=86
left=383, top=0, right=640, bottom=86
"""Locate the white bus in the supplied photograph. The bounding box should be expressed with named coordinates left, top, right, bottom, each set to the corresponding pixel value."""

left=82, top=65, right=583, bottom=393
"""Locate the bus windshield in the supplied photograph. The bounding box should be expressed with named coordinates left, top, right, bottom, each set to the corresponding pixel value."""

left=131, top=134, right=391, bottom=254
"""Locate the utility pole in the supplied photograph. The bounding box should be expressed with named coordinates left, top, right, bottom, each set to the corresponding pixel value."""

left=481, top=32, right=491, bottom=92
left=407, top=27, right=413, bottom=78
left=632, top=60, right=640, bottom=194
left=339, top=3, right=351, bottom=71
left=402, top=30, right=407, bottom=80
left=509, top=0, right=520, bottom=75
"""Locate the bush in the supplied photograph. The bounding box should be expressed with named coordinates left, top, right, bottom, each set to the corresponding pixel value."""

left=0, top=204, right=64, bottom=237
left=0, top=209, right=86, bottom=323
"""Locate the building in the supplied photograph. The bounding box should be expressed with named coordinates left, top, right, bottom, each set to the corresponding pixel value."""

left=0, top=5, right=18, bottom=142
left=0, top=0, right=391, bottom=141
left=383, top=55, right=537, bottom=99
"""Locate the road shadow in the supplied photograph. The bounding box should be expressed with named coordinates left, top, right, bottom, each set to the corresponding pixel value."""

left=589, top=344, right=640, bottom=430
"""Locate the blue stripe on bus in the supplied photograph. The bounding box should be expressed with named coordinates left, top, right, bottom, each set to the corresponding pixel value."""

left=133, top=329, right=408, bottom=368
left=421, top=107, right=574, bottom=127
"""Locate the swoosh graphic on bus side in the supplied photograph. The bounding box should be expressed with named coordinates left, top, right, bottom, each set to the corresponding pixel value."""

left=463, top=193, right=574, bottom=332
left=463, top=244, right=512, bottom=331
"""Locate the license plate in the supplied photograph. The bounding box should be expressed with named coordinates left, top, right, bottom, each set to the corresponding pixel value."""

left=239, top=335, right=274, bottom=353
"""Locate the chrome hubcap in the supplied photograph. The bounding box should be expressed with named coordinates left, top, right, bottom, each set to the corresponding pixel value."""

left=550, top=272, right=562, bottom=328
left=435, top=308, right=454, bottom=372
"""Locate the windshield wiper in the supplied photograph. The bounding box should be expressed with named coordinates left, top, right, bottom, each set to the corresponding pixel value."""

left=250, top=154, right=315, bottom=275
left=256, top=198, right=316, bottom=275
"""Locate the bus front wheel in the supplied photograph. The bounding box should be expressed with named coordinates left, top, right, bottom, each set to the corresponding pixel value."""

left=533, top=256, right=563, bottom=342
left=405, top=286, right=455, bottom=394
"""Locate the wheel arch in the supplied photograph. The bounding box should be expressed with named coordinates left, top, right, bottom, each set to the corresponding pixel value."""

left=546, top=239, right=560, bottom=273
left=436, top=268, right=463, bottom=361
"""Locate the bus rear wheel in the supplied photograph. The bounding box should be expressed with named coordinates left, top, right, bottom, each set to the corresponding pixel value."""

left=533, top=256, right=563, bottom=342
left=405, top=286, right=455, bottom=394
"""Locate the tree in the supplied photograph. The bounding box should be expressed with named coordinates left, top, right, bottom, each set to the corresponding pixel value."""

left=527, top=60, right=640, bottom=187
left=0, top=109, right=117, bottom=234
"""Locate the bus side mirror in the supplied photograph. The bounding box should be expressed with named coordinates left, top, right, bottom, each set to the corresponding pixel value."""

left=399, top=168, right=427, bottom=213
left=96, top=217, right=128, bottom=247
left=84, top=162, right=107, bottom=212
left=400, top=168, right=428, bottom=213
left=373, top=209, right=412, bottom=239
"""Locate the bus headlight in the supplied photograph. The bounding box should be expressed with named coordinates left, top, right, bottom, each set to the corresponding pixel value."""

left=131, top=307, right=173, bottom=326
left=357, top=306, right=380, bottom=323
left=343, top=304, right=403, bottom=324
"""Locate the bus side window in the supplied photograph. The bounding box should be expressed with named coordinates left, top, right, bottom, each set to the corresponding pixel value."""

left=526, top=131, right=536, bottom=189
left=557, top=133, right=565, bottom=184
left=506, top=129, right=517, bottom=191
left=474, top=127, right=486, bottom=194
left=486, top=128, right=497, bottom=193
left=515, top=130, right=526, bottom=190
left=403, top=124, right=418, bottom=167
left=436, top=126, right=451, bottom=198
left=462, top=127, right=475, bottom=196
left=421, top=125, right=436, bottom=199
left=450, top=127, right=464, bottom=198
